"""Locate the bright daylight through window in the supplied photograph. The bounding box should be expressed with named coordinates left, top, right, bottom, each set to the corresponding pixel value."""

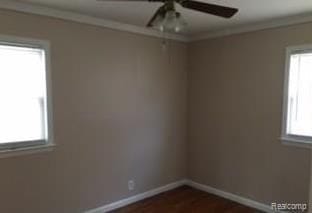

left=0, top=39, right=52, bottom=151
left=282, top=45, right=312, bottom=144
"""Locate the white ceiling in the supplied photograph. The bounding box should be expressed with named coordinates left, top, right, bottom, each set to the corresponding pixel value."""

left=14, top=0, right=312, bottom=35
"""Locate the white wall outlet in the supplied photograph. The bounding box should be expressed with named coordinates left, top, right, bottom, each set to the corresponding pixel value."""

left=128, top=180, right=135, bottom=191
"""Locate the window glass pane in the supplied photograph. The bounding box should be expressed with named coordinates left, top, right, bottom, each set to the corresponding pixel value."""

left=287, top=52, right=312, bottom=137
left=0, top=44, right=46, bottom=144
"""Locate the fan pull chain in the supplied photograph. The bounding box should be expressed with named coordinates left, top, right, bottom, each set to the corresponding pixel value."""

left=161, top=31, right=168, bottom=52
left=161, top=31, right=172, bottom=66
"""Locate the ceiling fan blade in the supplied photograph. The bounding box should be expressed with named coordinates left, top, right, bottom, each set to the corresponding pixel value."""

left=179, top=0, right=238, bottom=18
left=146, top=6, right=165, bottom=27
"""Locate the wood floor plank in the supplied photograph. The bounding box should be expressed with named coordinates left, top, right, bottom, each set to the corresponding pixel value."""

left=110, top=186, right=263, bottom=213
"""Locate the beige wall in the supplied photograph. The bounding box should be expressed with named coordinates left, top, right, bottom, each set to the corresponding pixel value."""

left=1, top=6, right=312, bottom=212
left=0, top=9, right=187, bottom=213
left=188, top=23, right=312, bottom=204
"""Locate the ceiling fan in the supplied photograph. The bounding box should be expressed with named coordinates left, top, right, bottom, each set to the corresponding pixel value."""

left=97, top=0, right=238, bottom=33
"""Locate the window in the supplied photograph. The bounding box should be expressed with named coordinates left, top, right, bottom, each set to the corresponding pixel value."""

left=0, top=36, right=53, bottom=155
left=282, top=45, right=312, bottom=145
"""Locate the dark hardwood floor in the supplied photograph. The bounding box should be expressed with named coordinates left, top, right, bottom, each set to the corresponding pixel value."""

left=110, top=186, right=262, bottom=213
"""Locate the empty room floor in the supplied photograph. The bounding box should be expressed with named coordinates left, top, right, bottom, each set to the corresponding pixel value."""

left=111, top=186, right=262, bottom=213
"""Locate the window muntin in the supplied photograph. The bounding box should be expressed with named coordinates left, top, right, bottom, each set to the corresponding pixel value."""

left=0, top=40, right=51, bottom=150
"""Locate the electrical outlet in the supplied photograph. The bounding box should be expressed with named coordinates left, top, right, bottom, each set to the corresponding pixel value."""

left=128, top=180, right=135, bottom=191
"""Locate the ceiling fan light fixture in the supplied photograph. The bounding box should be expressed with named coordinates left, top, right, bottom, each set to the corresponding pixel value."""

left=174, top=12, right=187, bottom=33
left=163, top=10, right=177, bottom=30
left=151, top=13, right=166, bottom=32
left=151, top=10, right=187, bottom=33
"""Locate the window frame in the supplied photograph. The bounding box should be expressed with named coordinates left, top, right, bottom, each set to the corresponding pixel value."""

left=281, top=44, right=312, bottom=147
left=0, top=35, right=54, bottom=157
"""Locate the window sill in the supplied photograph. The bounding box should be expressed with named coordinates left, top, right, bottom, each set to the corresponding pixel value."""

left=0, top=143, right=55, bottom=159
left=280, top=137, right=312, bottom=149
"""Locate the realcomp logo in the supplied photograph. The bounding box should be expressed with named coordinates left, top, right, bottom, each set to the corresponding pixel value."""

left=271, top=202, right=307, bottom=212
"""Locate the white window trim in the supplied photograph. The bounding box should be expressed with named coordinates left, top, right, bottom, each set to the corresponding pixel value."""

left=281, top=44, right=312, bottom=148
left=0, top=34, right=55, bottom=157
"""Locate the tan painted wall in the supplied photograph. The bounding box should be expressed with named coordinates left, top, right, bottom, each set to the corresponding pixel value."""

left=1, top=6, right=312, bottom=212
left=188, top=23, right=312, bottom=204
left=0, top=9, right=188, bottom=213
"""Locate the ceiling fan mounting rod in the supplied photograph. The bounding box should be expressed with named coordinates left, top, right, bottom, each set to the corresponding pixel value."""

left=164, top=1, right=175, bottom=11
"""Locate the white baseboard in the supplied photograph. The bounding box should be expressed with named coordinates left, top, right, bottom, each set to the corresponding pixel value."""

left=85, top=179, right=188, bottom=213
left=85, top=179, right=278, bottom=213
left=186, top=180, right=274, bottom=213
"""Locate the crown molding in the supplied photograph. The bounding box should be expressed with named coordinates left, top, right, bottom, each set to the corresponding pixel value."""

left=0, top=0, right=189, bottom=42
left=190, top=13, right=312, bottom=41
